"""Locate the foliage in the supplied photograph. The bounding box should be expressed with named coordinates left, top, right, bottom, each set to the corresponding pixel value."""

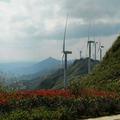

left=0, top=106, right=76, bottom=120
left=0, top=95, right=120, bottom=120
left=0, top=89, right=120, bottom=120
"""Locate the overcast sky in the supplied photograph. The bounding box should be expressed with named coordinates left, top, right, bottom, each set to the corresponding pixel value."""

left=0, top=0, right=119, bottom=63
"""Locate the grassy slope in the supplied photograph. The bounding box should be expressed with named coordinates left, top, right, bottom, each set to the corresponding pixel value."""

left=37, top=58, right=99, bottom=89
left=74, top=36, right=120, bottom=92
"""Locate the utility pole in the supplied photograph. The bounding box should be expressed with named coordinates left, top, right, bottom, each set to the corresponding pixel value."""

left=100, top=45, right=104, bottom=61
left=87, top=41, right=94, bottom=73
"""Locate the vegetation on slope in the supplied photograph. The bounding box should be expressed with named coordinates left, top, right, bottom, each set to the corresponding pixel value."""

left=37, top=58, right=99, bottom=89
left=70, top=36, right=120, bottom=93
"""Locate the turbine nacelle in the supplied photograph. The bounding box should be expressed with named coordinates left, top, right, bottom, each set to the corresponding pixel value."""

left=87, top=40, right=95, bottom=44
left=100, top=46, right=104, bottom=49
left=63, top=51, right=72, bottom=54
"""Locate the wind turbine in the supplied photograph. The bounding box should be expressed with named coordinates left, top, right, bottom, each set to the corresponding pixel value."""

left=62, top=15, right=72, bottom=89
left=87, top=21, right=95, bottom=73
left=77, top=48, right=82, bottom=60
left=97, top=42, right=104, bottom=61
left=100, top=45, right=104, bottom=61
left=94, top=42, right=98, bottom=60
left=87, top=40, right=94, bottom=73
left=80, top=50, right=82, bottom=59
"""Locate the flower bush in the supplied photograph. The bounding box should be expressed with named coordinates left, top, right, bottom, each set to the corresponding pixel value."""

left=0, top=89, right=119, bottom=119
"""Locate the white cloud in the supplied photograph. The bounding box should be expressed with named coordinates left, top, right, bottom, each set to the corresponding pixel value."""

left=0, top=0, right=119, bottom=62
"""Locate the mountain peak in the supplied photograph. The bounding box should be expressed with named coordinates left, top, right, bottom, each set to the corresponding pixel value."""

left=47, top=57, right=55, bottom=60
left=44, top=57, right=60, bottom=63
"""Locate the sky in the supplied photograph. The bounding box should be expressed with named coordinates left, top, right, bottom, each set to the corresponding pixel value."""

left=0, top=0, right=120, bottom=63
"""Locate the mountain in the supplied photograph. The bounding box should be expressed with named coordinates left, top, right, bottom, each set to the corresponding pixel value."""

left=0, top=57, right=62, bottom=89
left=29, top=57, right=61, bottom=75
left=72, top=36, right=120, bottom=92
left=36, top=58, right=99, bottom=89
left=0, top=57, right=61, bottom=76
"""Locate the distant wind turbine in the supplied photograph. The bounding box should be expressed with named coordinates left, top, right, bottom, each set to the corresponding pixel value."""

left=97, top=42, right=104, bottom=61
left=87, top=40, right=94, bottom=73
left=87, top=21, right=95, bottom=73
left=94, top=42, right=98, bottom=60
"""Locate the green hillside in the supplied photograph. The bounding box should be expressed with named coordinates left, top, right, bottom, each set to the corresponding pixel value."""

left=71, top=36, right=120, bottom=92
left=37, top=58, right=99, bottom=89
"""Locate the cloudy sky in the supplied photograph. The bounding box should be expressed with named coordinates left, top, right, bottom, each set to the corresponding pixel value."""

left=0, top=0, right=120, bottom=62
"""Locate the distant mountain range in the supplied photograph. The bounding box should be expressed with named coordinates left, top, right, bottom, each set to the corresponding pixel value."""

left=10, top=58, right=99, bottom=90
left=0, top=57, right=61, bottom=76
left=0, top=57, right=63, bottom=87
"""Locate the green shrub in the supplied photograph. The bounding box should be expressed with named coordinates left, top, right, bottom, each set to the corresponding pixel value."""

left=0, top=96, right=120, bottom=119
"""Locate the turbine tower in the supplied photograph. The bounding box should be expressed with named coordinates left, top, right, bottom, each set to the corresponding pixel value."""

left=80, top=50, right=82, bottom=59
left=87, top=41, right=94, bottom=73
left=100, top=45, right=104, bottom=61
left=87, top=21, right=95, bottom=73
left=62, top=15, right=72, bottom=89
left=94, top=42, right=98, bottom=60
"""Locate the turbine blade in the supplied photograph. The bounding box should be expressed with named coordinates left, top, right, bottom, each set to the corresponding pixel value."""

left=63, top=15, right=68, bottom=52
left=87, top=41, right=89, bottom=50
left=62, top=54, right=65, bottom=67
left=97, top=42, right=101, bottom=54
left=86, top=42, right=89, bottom=57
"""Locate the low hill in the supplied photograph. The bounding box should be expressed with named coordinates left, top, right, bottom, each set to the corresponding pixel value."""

left=37, top=58, right=99, bottom=89
left=72, top=36, right=120, bottom=92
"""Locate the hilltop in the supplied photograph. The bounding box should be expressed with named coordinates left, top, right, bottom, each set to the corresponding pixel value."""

left=72, top=36, right=120, bottom=92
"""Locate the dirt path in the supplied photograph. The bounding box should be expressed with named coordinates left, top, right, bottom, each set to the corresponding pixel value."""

left=87, top=114, right=120, bottom=120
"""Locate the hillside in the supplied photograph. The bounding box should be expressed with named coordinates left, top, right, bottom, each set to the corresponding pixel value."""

left=72, top=36, right=120, bottom=92
left=37, top=58, right=99, bottom=89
